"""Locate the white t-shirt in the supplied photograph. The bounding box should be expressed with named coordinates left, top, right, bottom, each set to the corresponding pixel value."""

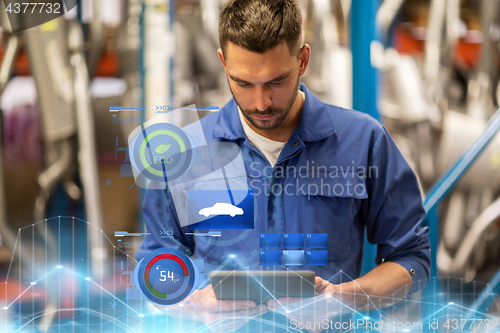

left=237, top=91, right=305, bottom=167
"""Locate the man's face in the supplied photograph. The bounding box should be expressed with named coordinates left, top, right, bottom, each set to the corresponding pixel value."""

left=236, top=72, right=300, bottom=131
left=218, top=42, right=308, bottom=131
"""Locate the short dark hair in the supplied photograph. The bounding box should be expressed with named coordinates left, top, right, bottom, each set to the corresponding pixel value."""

left=218, top=0, right=302, bottom=57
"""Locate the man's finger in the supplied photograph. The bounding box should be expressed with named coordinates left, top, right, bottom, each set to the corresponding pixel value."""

left=218, top=299, right=257, bottom=312
left=315, top=277, right=329, bottom=293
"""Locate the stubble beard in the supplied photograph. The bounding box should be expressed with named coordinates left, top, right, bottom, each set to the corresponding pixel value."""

left=230, top=74, right=300, bottom=131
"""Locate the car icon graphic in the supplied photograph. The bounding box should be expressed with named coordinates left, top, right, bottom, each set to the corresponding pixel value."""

left=198, top=202, right=244, bottom=218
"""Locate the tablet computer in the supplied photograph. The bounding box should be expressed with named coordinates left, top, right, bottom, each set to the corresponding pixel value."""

left=209, top=270, right=316, bottom=304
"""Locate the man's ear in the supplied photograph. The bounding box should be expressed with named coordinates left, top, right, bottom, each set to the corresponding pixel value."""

left=217, top=48, right=227, bottom=71
left=298, top=44, right=311, bottom=76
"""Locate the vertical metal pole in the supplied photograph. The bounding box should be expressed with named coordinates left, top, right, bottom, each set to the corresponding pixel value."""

left=0, top=34, right=22, bottom=261
left=139, top=1, right=146, bottom=233
left=425, top=206, right=439, bottom=279
left=169, top=0, right=175, bottom=106
left=142, top=0, right=174, bottom=121
left=68, top=21, right=108, bottom=278
left=139, top=0, right=176, bottom=232
left=352, top=0, right=380, bottom=121
left=352, top=0, right=380, bottom=275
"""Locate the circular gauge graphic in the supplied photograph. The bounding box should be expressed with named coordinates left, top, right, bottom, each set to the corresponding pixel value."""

left=134, top=248, right=199, bottom=305
left=130, top=123, right=196, bottom=183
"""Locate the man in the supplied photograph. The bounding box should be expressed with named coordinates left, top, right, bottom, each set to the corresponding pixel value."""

left=136, top=0, right=430, bottom=331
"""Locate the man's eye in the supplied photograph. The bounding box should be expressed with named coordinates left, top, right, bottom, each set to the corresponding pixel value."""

left=237, top=83, right=251, bottom=88
left=269, top=81, right=284, bottom=86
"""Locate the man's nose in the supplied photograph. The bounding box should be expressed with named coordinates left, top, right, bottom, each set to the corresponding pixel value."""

left=254, top=86, right=272, bottom=111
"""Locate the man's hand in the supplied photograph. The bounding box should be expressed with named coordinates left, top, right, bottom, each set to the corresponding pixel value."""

left=268, top=263, right=413, bottom=333
left=159, top=284, right=268, bottom=333
left=267, top=277, right=352, bottom=333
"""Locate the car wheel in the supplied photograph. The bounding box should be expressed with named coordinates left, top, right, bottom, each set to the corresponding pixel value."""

left=204, top=214, right=209, bottom=217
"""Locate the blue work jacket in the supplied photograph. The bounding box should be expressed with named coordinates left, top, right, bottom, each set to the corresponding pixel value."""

left=137, top=83, right=431, bottom=294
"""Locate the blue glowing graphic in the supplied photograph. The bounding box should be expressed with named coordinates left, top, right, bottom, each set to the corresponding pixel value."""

left=283, top=233, right=304, bottom=249
left=188, top=190, right=255, bottom=229
left=129, top=123, right=196, bottom=183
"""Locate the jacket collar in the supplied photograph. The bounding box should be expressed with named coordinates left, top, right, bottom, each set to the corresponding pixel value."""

left=212, top=83, right=336, bottom=142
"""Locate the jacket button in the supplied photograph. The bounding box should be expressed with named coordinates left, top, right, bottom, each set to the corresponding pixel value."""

left=409, top=269, right=415, bottom=275
left=294, top=142, right=299, bottom=146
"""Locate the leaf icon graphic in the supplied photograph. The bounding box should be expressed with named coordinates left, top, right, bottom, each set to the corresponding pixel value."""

left=154, top=144, right=171, bottom=154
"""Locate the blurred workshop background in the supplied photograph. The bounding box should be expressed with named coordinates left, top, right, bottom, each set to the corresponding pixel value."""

left=1, top=0, right=500, bottom=330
